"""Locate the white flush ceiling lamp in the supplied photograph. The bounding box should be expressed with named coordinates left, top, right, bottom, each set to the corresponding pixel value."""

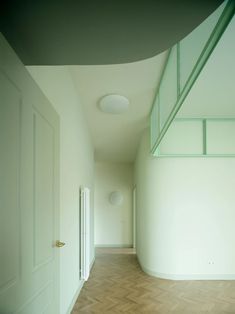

left=99, top=94, right=129, bottom=114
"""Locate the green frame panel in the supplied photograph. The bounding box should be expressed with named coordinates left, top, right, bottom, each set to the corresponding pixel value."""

left=150, top=95, right=160, bottom=149
left=150, top=0, right=235, bottom=155
left=178, top=1, right=227, bottom=93
left=158, top=45, right=178, bottom=131
left=157, top=118, right=204, bottom=156
left=154, top=118, right=235, bottom=157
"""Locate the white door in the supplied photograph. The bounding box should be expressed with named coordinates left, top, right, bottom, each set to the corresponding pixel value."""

left=0, top=68, right=60, bottom=313
left=80, top=187, right=90, bottom=281
left=133, top=186, right=137, bottom=249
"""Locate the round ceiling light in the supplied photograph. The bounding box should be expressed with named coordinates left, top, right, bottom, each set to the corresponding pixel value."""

left=99, top=94, right=129, bottom=114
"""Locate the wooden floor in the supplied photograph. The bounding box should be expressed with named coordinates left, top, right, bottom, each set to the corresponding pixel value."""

left=72, top=248, right=235, bottom=313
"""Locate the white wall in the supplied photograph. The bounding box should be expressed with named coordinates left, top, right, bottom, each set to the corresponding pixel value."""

left=27, top=67, right=95, bottom=313
left=134, top=129, right=235, bottom=279
left=95, top=162, right=133, bottom=247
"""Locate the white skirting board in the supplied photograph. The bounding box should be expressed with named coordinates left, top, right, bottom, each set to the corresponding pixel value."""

left=95, top=244, right=133, bottom=248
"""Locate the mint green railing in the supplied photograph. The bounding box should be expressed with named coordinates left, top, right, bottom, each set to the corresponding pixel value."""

left=150, top=0, right=235, bottom=155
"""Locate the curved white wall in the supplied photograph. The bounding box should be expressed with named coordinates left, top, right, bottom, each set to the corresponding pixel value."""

left=134, top=129, right=235, bottom=280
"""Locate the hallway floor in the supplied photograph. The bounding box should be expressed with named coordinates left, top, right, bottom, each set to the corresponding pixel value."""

left=72, top=248, right=235, bottom=313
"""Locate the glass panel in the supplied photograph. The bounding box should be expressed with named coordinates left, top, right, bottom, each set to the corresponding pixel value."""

left=150, top=96, right=159, bottom=150
left=159, top=120, right=203, bottom=155
left=179, top=1, right=226, bottom=92
left=206, top=120, right=235, bottom=154
left=159, top=45, right=178, bottom=131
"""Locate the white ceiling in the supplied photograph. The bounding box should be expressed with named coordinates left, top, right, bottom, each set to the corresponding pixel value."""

left=28, top=51, right=168, bottom=162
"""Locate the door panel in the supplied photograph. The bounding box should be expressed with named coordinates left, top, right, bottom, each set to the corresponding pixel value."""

left=33, top=110, right=54, bottom=269
left=0, top=61, right=59, bottom=313
left=29, top=105, right=59, bottom=314
left=16, top=281, right=53, bottom=314
left=0, top=71, right=21, bottom=314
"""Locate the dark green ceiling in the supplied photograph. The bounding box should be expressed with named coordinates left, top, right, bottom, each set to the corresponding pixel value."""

left=0, top=0, right=224, bottom=65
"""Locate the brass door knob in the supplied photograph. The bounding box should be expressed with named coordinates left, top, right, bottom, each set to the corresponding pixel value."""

left=56, top=241, right=66, bottom=248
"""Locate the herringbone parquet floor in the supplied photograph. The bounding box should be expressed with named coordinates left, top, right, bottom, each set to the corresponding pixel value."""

left=72, top=248, right=235, bottom=313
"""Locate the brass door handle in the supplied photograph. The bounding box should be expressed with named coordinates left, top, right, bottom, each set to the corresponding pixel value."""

left=56, top=241, right=66, bottom=248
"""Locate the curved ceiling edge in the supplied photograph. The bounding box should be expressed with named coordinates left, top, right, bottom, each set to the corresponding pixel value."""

left=0, top=0, right=224, bottom=65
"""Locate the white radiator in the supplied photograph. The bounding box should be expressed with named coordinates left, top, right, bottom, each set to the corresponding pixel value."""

left=80, top=187, right=90, bottom=281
